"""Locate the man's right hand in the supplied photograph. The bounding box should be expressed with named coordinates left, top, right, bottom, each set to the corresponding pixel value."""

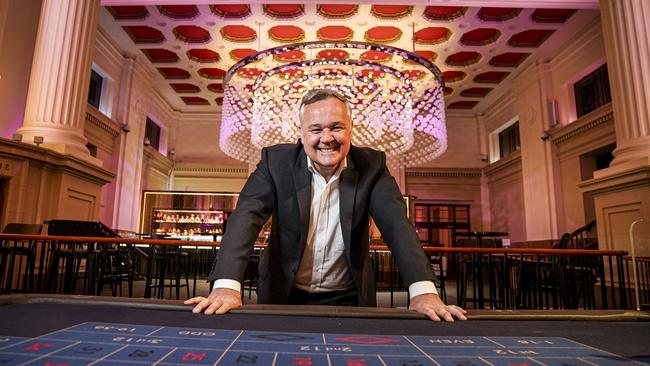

left=184, top=288, right=243, bottom=315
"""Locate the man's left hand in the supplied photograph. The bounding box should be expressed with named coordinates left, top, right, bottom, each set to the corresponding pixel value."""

left=409, top=293, right=467, bottom=322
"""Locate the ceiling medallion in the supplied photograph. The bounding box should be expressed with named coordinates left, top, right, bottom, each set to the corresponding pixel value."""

left=220, top=41, right=447, bottom=167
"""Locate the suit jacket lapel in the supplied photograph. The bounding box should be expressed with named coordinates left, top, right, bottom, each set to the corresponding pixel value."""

left=340, top=156, right=358, bottom=252
left=293, top=148, right=311, bottom=251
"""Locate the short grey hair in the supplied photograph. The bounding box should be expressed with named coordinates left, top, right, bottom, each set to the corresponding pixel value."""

left=298, top=88, right=352, bottom=121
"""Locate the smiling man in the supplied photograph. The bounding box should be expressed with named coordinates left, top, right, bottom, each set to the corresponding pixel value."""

left=185, top=89, right=466, bottom=322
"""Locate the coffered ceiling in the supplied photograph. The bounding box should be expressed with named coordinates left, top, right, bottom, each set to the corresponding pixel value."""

left=97, top=1, right=599, bottom=115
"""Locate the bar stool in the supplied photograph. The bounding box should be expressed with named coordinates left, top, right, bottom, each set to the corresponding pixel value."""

left=96, top=243, right=135, bottom=297
left=148, top=245, right=190, bottom=300
left=0, top=223, right=43, bottom=294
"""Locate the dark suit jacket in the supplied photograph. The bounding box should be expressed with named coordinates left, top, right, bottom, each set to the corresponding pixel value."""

left=208, top=142, right=434, bottom=306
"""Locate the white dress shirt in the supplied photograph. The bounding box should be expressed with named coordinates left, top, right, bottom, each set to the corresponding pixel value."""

left=293, top=157, right=354, bottom=292
left=214, top=156, right=438, bottom=299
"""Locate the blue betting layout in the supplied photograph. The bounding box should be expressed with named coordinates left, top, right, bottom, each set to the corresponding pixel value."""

left=0, top=322, right=640, bottom=366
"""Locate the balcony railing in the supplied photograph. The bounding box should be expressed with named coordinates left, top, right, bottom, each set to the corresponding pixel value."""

left=1, top=234, right=643, bottom=310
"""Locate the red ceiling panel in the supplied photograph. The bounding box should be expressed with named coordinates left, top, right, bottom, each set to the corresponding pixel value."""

left=107, top=6, right=149, bottom=20
left=209, top=5, right=251, bottom=19
left=141, top=49, right=178, bottom=63
left=365, top=26, right=402, bottom=43
left=316, top=5, right=358, bottom=19
left=170, top=83, right=200, bottom=93
left=173, top=26, right=211, bottom=44
left=123, top=26, right=164, bottom=44
left=187, top=49, right=220, bottom=63
left=263, top=4, right=305, bottom=19
left=207, top=83, right=224, bottom=93
left=269, top=25, right=305, bottom=43
left=317, top=26, right=353, bottom=42
left=422, top=6, right=467, bottom=21
left=230, top=49, right=257, bottom=61
left=460, top=87, right=493, bottom=98
left=474, top=71, right=510, bottom=83
left=489, top=52, right=530, bottom=67
left=157, top=67, right=190, bottom=79
left=412, top=50, right=437, bottom=62
left=157, top=5, right=199, bottom=19
left=220, top=25, right=257, bottom=43
left=531, top=9, right=577, bottom=23
left=460, top=28, right=501, bottom=46
left=182, top=96, right=210, bottom=105
left=371, top=5, right=413, bottom=19
left=442, top=71, right=466, bottom=83
left=414, top=27, right=451, bottom=45
left=446, top=52, right=482, bottom=66
left=477, top=8, right=522, bottom=22
left=508, top=29, right=556, bottom=47
left=198, top=68, right=227, bottom=79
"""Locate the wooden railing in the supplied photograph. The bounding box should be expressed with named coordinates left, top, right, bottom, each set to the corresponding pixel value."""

left=1, top=234, right=641, bottom=310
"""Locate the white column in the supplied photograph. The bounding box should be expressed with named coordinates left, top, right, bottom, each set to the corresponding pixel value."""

left=598, top=0, right=650, bottom=169
left=16, top=0, right=101, bottom=164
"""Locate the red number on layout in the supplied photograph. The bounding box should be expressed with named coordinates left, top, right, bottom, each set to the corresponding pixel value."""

left=182, top=352, right=207, bottom=361
left=44, top=362, right=69, bottom=366
left=292, top=357, right=313, bottom=366
left=24, top=343, right=54, bottom=351
left=347, top=358, right=368, bottom=366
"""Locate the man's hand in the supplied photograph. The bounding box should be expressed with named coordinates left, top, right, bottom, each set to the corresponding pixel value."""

left=184, top=288, right=242, bottom=315
left=409, top=293, right=467, bottom=322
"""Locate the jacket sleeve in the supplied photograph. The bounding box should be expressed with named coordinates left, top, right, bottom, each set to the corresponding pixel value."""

left=367, top=155, right=434, bottom=286
left=208, top=148, right=276, bottom=282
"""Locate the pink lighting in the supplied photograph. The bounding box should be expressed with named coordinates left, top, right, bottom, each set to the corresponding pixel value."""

left=219, top=41, right=448, bottom=167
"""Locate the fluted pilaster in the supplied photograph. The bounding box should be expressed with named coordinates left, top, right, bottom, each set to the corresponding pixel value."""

left=599, top=0, right=650, bottom=167
left=17, top=0, right=101, bottom=163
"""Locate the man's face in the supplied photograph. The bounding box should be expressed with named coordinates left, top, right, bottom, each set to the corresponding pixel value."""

left=300, top=97, right=352, bottom=178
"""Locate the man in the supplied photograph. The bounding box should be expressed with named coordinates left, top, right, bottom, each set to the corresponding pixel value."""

left=185, top=89, right=466, bottom=321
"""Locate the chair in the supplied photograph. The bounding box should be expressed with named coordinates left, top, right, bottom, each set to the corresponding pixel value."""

left=0, top=223, right=43, bottom=294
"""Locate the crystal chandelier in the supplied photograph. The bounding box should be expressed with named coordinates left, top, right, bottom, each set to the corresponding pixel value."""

left=220, top=41, right=447, bottom=167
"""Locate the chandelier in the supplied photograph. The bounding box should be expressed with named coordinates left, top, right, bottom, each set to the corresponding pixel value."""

left=219, top=41, right=447, bottom=167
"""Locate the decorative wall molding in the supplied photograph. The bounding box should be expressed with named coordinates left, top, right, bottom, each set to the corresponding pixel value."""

left=0, top=138, right=115, bottom=185
left=485, top=150, right=522, bottom=177
left=551, top=104, right=613, bottom=145
left=143, top=145, right=173, bottom=176
left=85, top=107, right=121, bottom=138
